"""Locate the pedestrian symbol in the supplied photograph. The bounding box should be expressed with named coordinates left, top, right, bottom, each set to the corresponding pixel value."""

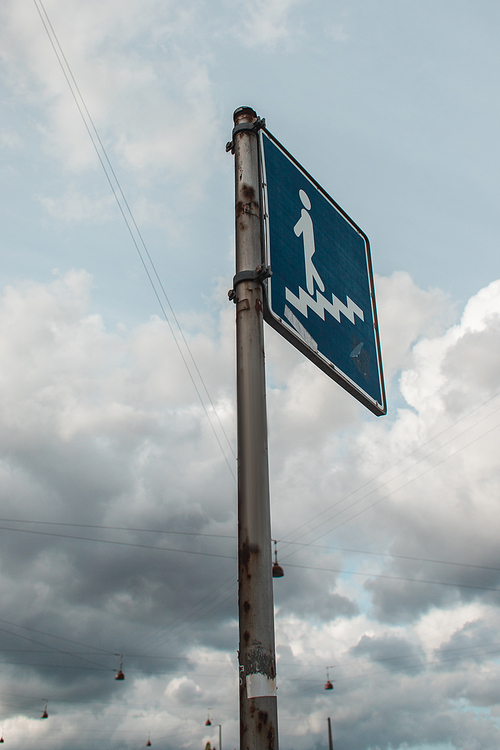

left=294, top=189, right=325, bottom=296
left=286, top=187, right=365, bottom=326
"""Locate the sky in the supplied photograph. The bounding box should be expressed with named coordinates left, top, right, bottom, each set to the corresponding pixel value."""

left=0, top=1, right=499, bottom=749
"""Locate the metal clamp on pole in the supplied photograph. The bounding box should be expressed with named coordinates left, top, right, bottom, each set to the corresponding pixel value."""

left=228, top=265, right=272, bottom=302
left=226, top=116, right=266, bottom=154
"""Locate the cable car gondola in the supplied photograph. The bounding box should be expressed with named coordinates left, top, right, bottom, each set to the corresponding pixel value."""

left=324, top=666, right=334, bottom=690
left=115, top=654, right=125, bottom=680
left=41, top=700, right=49, bottom=718
left=272, top=540, right=284, bottom=578
left=205, top=709, right=212, bottom=727
left=146, top=731, right=152, bottom=746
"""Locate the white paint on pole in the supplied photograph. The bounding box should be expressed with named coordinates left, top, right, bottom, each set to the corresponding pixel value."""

left=246, top=673, right=277, bottom=699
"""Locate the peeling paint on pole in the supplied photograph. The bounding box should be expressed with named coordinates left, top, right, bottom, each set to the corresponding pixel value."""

left=246, top=644, right=276, bottom=698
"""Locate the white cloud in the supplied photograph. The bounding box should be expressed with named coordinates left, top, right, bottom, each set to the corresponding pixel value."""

left=0, top=0, right=220, bottom=192
left=0, top=129, right=23, bottom=149
left=234, top=0, right=303, bottom=48
left=400, top=279, right=500, bottom=416
left=1, top=268, right=500, bottom=748
left=325, top=23, right=349, bottom=43
left=376, top=271, right=453, bottom=380
left=39, top=188, right=116, bottom=222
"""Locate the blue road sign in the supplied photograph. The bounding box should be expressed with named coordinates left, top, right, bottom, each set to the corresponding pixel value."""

left=259, top=129, right=386, bottom=416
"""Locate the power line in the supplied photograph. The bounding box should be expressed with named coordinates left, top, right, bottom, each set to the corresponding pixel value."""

left=0, top=624, right=112, bottom=672
left=141, top=583, right=236, bottom=655
left=0, top=522, right=497, bottom=592
left=3, top=521, right=499, bottom=584
left=3, top=397, right=498, bottom=670
left=0, top=517, right=235, bottom=540
left=276, top=540, right=500, bottom=574
left=0, top=524, right=236, bottom=560
left=32, top=0, right=236, bottom=481
left=0, top=617, right=115, bottom=656
left=4, top=634, right=500, bottom=689
left=285, top=646, right=500, bottom=689
left=279, top=405, right=500, bottom=560
left=0, top=517, right=497, bottom=575
left=285, top=562, right=500, bottom=593
left=279, top=391, right=500, bottom=553
left=304, top=418, right=500, bottom=544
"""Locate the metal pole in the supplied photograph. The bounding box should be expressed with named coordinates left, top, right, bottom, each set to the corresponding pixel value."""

left=218, top=723, right=222, bottom=750
left=231, top=106, right=278, bottom=750
left=327, top=717, right=333, bottom=750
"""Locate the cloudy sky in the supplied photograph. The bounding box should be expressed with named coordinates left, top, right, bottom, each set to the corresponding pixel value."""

left=0, top=1, right=499, bottom=749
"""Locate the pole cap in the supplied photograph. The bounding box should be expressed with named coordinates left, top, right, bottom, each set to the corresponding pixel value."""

left=233, top=106, right=257, bottom=123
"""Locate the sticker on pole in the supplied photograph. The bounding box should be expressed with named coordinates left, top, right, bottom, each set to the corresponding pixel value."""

left=259, top=129, right=386, bottom=416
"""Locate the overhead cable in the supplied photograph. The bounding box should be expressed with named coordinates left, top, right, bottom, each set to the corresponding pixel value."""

left=32, top=0, right=236, bottom=481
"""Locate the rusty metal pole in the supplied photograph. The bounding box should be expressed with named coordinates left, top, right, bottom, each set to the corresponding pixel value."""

left=327, top=717, right=334, bottom=750
left=230, top=106, right=278, bottom=750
